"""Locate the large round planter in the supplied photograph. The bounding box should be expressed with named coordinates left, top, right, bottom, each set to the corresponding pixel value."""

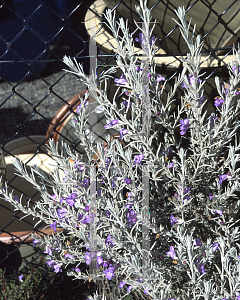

left=1, top=136, right=61, bottom=238
left=85, top=0, right=238, bottom=68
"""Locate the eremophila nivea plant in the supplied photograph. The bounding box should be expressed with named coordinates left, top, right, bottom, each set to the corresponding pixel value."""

left=1, top=0, right=240, bottom=299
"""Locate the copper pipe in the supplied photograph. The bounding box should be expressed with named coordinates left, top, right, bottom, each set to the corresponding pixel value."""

left=0, top=227, right=64, bottom=245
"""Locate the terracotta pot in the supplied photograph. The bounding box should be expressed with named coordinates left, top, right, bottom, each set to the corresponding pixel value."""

left=46, top=90, right=125, bottom=162
left=85, top=0, right=238, bottom=68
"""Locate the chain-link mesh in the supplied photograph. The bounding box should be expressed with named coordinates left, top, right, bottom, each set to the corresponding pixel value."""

left=0, top=0, right=239, bottom=296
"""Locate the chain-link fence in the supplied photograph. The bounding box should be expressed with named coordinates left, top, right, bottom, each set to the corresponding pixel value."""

left=0, top=0, right=240, bottom=297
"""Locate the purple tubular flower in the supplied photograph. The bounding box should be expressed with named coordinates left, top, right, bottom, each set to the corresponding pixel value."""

left=123, top=100, right=131, bottom=108
left=44, top=245, right=53, bottom=256
left=119, top=128, right=129, bottom=140
left=19, top=274, right=23, bottom=281
left=166, top=246, right=177, bottom=259
left=57, top=208, right=67, bottom=220
left=65, top=253, right=76, bottom=261
left=219, top=174, right=228, bottom=185
left=157, top=74, right=165, bottom=82
left=194, top=239, right=202, bottom=247
left=53, top=263, right=62, bottom=273
left=188, top=75, right=202, bottom=86
left=210, top=115, right=218, bottom=127
left=119, top=281, right=126, bottom=288
left=32, top=239, right=39, bottom=247
left=46, top=260, right=55, bottom=268
left=232, top=65, right=240, bottom=74
left=215, top=209, right=223, bottom=216
left=114, top=74, right=128, bottom=85
left=208, top=193, right=214, bottom=201
left=66, top=192, right=77, bottom=207
left=105, top=234, right=116, bottom=248
left=198, top=263, right=206, bottom=274
left=180, top=119, right=190, bottom=135
left=135, top=33, right=156, bottom=46
left=214, top=96, right=224, bottom=107
left=126, top=209, right=138, bottom=228
left=127, top=285, right=133, bottom=293
left=168, top=162, right=174, bottom=169
left=170, top=214, right=177, bottom=226
left=104, top=119, right=119, bottom=129
left=134, top=154, right=144, bottom=165
left=124, top=178, right=132, bottom=184
left=85, top=251, right=96, bottom=265
left=50, top=221, right=57, bottom=233
left=212, top=242, right=219, bottom=252
left=82, top=179, right=89, bottom=188
left=103, top=266, right=115, bottom=280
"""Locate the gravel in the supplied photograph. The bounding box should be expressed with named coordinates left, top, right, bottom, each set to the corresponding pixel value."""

left=0, top=70, right=87, bottom=145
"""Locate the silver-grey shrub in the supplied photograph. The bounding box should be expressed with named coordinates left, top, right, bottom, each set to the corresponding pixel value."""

left=1, top=0, right=240, bottom=299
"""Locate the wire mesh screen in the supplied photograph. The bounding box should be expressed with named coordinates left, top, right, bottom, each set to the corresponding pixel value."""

left=0, top=0, right=239, bottom=295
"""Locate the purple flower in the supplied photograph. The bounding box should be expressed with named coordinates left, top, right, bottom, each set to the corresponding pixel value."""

left=219, top=174, right=228, bottom=185
left=105, top=234, right=116, bottom=248
left=96, top=256, right=104, bottom=267
left=212, top=242, right=219, bottom=252
left=127, top=285, right=133, bottom=293
left=13, top=195, right=20, bottom=202
left=222, top=83, right=231, bottom=95
left=170, top=214, right=177, bottom=226
left=208, top=192, right=214, bottom=201
left=103, top=266, right=115, bottom=280
left=50, top=221, right=57, bottom=233
left=53, top=263, right=62, bottom=273
left=85, top=251, right=96, bottom=265
left=194, top=239, right=202, bottom=247
left=119, top=128, right=129, bottom=140
left=237, top=295, right=240, bottom=300
left=215, top=209, right=223, bottom=216
left=198, top=263, right=206, bottom=274
left=126, top=209, right=138, bottom=228
left=74, top=160, right=85, bottom=172
left=168, top=162, right=174, bottom=169
left=210, top=115, right=218, bottom=127
left=214, top=96, right=224, bottom=108
left=66, top=192, right=77, bottom=207
left=119, top=281, right=126, bottom=288
left=57, top=208, right=67, bottom=220
left=232, top=65, right=240, bottom=74
left=104, top=119, right=119, bottom=129
left=82, top=179, right=89, bottom=188
left=65, top=253, right=76, bottom=261
left=124, top=178, right=132, bottom=185
left=46, top=260, right=55, bottom=268
left=44, top=245, right=53, bottom=256
left=182, top=75, right=202, bottom=88
left=19, top=274, right=23, bottom=281
left=135, top=33, right=155, bottom=45
left=180, top=119, right=190, bottom=135
left=143, top=286, right=149, bottom=294
left=134, top=154, right=144, bottom=165
left=157, top=74, right=165, bottom=82
left=123, top=100, right=131, bottom=108
left=76, top=100, right=88, bottom=112
left=166, top=246, right=177, bottom=259
left=114, top=74, right=128, bottom=85
left=32, top=239, right=39, bottom=247
left=188, top=75, right=202, bottom=86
